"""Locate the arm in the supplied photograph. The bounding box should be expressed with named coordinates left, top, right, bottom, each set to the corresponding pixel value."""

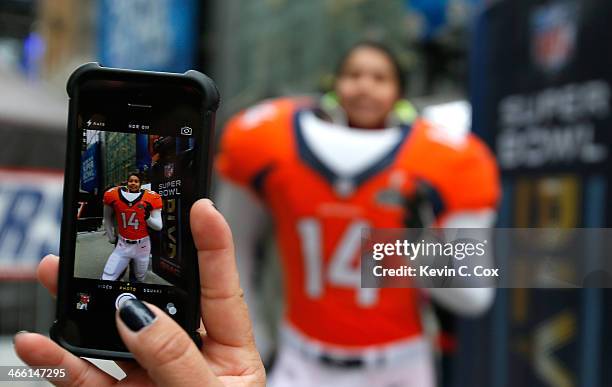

left=146, top=209, right=163, bottom=231
left=424, top=209, right=496, bottom=317
left=214, top=178, right=274, bottom=360
left=408, top=131, right=500, bottom=317
left=103, top=204, right=117, bottom=244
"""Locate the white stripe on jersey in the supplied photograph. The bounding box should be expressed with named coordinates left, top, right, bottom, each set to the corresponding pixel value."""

left=120, top=189, right=141, bottom=202
left=299, top=111, right=402, bottom=177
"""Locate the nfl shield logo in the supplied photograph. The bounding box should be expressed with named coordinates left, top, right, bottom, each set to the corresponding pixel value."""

left=164, top=163, right=175, bottom=178
left=531, top=2, right=577, bottom=74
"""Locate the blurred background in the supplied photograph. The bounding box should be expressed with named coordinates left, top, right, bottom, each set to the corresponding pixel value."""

left=1, top=0, right=610, bottom=386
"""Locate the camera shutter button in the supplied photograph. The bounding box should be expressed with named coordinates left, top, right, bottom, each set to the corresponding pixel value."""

left=115, top=292, right=137, bottom=310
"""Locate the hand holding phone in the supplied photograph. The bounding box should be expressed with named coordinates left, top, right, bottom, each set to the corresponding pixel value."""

left=14, top=200, right=266, bottom=386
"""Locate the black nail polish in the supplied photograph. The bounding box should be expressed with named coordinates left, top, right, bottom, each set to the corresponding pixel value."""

left=119, top=299, right=156, bottom=331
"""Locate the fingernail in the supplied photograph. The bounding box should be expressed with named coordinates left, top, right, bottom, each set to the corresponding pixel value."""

left=204, top=198, right=215, bottom=207
left=13, top=330, right=28, bottom=345
left=119, top=299, right=156, bottom=332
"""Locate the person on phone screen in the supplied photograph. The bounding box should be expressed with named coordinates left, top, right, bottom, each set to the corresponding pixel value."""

left=101, top=172, right=163, bottom=282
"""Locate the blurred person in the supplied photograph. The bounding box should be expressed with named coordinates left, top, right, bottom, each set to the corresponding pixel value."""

left=14, top=199, right=267, bottom=386
left=216, top=41, right=500, bottom=387
left=101, top=172, right=163, bottom=282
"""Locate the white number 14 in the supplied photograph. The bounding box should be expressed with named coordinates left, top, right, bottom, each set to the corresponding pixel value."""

left=297, top=218, right=379, bottom=307
left=121, top=212, right=140, bottom=230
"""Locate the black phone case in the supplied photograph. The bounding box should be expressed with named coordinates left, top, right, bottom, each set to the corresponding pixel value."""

left=51, top=62, right=219, bottom=360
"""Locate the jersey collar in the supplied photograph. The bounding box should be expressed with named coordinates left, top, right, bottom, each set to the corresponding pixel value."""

left=293, top=109, right=412, bottom=197
left=119, top=187, right=145, bottom=206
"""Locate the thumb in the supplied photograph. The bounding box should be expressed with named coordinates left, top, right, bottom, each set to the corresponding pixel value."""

left=116, top=299, right=220, bottom=387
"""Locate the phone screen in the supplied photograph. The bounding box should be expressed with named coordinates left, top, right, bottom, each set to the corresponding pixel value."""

left=60, top=78, right=207, bottom=352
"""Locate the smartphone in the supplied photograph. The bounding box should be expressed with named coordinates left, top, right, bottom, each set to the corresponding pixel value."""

left=51, top=63, right=219, bottom=359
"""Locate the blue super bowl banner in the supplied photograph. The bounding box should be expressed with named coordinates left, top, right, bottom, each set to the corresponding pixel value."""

left=80, top=141, right=100, bottom=194
left=465, top=1, right=612, bottom=386
left=98, top=0, right=198, bottom=72
left=136, top=134, right=152, bottom=173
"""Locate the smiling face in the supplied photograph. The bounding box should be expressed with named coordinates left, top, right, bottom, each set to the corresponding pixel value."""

left=335, top=46, right=402, bottom=129
left=127, top=174, right=141, bottom=193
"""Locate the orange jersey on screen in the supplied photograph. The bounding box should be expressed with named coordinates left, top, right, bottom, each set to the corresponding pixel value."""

left=217, top=98, right=500, bottom=348
left=103, top=187, right=163, bottom=240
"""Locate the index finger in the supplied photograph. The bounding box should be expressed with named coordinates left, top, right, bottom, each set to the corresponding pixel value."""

left=190, top=199, right=254, bottom=348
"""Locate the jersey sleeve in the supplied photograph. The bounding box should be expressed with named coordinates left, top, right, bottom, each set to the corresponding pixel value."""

left=408, top=121, right=500, bottom=219
left=147, top=191, right=163, bottom=210
left=438, top=135, right=500, bottom=213
left=103, top=188, right=117, bottom=206
left=215, top=99, right=300, bottom=189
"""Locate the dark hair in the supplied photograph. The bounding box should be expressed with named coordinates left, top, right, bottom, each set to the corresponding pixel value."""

left=127, top=172, right=142, bottom=182
left=335, top=41, right=406, bottom=95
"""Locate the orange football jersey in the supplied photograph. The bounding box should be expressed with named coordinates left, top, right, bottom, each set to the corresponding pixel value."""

left=103, top=187, right=163, bottom=240
left=217, top=98, right=500, bottom=347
